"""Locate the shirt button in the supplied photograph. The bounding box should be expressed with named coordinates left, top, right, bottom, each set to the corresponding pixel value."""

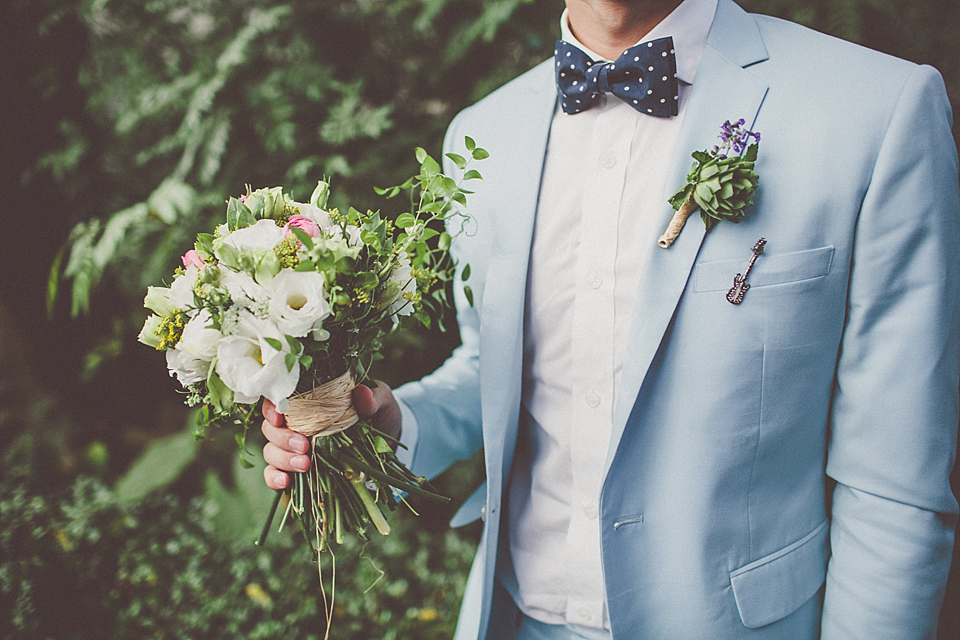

left=578, top=607, right=593, bottom=622
left=599, top=152, right=617, bottom=169
left=586, top=272, right=602, bottom=289
left=583, top=504, right=599, bottom=519
left=585, top=391, right=601, bottom=408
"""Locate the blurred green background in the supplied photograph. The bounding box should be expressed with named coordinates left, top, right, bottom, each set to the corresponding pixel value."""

left=1, top=0, right=958, bottom=637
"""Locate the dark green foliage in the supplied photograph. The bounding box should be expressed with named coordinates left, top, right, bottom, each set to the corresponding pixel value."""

left=0, top=458, right=479, bottom=640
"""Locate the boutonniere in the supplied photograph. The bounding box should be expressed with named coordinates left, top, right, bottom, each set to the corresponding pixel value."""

left=658, top=119, right=761, bottom=248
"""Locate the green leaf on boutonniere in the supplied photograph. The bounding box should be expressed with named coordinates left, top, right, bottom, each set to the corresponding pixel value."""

left=659, top=119, right=761, bottom=247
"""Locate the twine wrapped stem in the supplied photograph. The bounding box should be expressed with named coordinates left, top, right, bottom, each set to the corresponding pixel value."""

left=285, top=371, right=360, bottom=437
left=658, top=192, right=698, bottom=248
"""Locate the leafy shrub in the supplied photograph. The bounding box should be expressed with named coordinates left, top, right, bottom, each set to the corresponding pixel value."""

left=0, top=456, right=480, bottom=640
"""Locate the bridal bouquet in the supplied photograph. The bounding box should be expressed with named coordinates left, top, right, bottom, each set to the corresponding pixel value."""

left=138, top=141, right=485, bottom=555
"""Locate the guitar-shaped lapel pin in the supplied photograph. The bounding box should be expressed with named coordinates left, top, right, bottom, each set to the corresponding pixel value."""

left=726, top=238, right=766, bottom=304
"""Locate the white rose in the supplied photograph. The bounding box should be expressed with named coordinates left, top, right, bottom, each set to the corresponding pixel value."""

left=264, top=270, right=331, bottom=338
left=214, top=313, right=299, bottom=411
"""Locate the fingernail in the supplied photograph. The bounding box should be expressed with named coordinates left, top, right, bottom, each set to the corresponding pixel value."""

left=273, top=472, right=288, bottom=488
left=291, top=455, right=310, bottom=472
left=289, top=436, right=308, bottom=454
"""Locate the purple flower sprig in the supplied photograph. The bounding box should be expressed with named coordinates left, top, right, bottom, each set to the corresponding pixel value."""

left=660, top=119, right=761, bottom=247
left=711, top=118, right=761, bottom=159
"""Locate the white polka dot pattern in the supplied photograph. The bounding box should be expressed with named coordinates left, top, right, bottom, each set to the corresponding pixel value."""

left=554, top=37, right=679, bottom=117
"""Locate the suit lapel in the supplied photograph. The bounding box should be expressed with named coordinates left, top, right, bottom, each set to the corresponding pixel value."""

left=609, top=0, right=770, bottom=467
left=477, top=61, right=557, bottom=487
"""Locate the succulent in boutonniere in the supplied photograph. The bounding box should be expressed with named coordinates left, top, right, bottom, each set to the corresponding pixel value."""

left=658, top=119, right=761, bottom=248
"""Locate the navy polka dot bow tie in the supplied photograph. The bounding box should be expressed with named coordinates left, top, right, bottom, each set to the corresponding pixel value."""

left=555, top=37, right=679, bottom=116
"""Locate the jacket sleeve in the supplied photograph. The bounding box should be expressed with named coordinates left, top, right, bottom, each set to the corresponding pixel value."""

left=821, top=64, right=960, bottom=639
left=392, top=109, right=485, bottom=481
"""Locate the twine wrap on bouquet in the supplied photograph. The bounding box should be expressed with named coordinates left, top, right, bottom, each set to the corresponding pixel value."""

left=285, top=371, right=359, bottom=437
left=657, top=193, right=698, bottom=248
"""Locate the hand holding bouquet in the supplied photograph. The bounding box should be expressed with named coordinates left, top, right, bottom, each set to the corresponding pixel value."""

left=138, top=141, right=486, bottom=556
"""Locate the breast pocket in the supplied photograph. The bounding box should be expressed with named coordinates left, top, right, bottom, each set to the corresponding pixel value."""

left=694, top=246, right=835, bottom=293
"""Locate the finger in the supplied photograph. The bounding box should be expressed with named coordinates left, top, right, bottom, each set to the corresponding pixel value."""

left=261, top=399, right=285, bottom=427
left=261, top=419, right=308, bottom=454
left=352, top=380, right=402, bottom=439
left=263, top=442, right=311, bottom=473
left=352, top=384, right=379, bottom=417
left=264, top=465, right=290, bottom=490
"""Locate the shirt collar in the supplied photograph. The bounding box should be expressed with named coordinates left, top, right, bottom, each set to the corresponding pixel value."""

left=559, top=0, right=718, bottom=85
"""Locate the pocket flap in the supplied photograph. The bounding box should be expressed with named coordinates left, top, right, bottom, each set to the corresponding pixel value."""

left=729, top=520, right=829, bottom=628
left=695, top=246, right=835, bottom=292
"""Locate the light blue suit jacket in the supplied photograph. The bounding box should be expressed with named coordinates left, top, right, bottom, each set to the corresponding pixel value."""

left=395, top=1, right=960, bottom=638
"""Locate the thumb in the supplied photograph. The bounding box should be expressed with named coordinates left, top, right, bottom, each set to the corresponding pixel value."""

left=352, top=383, right=381, bottom=418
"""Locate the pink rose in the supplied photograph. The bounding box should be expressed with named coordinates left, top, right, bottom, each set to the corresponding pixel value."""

left=181, top=249, right=205, bottom=269
left=286, top=215, right=321, bottom=238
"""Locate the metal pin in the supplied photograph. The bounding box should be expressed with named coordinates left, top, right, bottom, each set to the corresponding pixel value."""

left=726, top=238, right=766, bottom=304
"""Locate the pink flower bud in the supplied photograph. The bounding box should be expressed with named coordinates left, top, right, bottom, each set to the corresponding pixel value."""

left=181, top=249, right=205, bottom=269
left=286, top=215, right=321, bottom=238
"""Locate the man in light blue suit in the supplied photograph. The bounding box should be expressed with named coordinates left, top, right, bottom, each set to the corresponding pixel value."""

left=263, top=0, right=960, bottom=637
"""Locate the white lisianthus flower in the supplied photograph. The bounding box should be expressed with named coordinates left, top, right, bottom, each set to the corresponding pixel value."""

left=317, top=225, right=363, bottom=261
left=384, top=257, right=417, bottom=318
left=214, top=313, right=299, bottom=411
left=166, top=349, right=205, bottom=387
left=292, top=203, right=333, bottom=232
left=143, top=287, right=174, bottom=317
left=179, top=309, right=221, bottom=361
left=214, top=219, right=286, bottom=283
left=221, top=219, right=287, bottom=253
left=168, top=265, right=200, bottom=310
left=165, top=309, right=222, bottom=387
left=265, top=270, right=331, bottom=338
left=344, top=224, right=362, bottom=246
left=220, top=267, right=267, bottom=310
left=138, top=314, right=164, bottom=348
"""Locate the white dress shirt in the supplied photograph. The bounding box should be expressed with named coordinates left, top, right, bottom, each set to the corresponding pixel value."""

left=502, top=0, right=718, bottom=632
